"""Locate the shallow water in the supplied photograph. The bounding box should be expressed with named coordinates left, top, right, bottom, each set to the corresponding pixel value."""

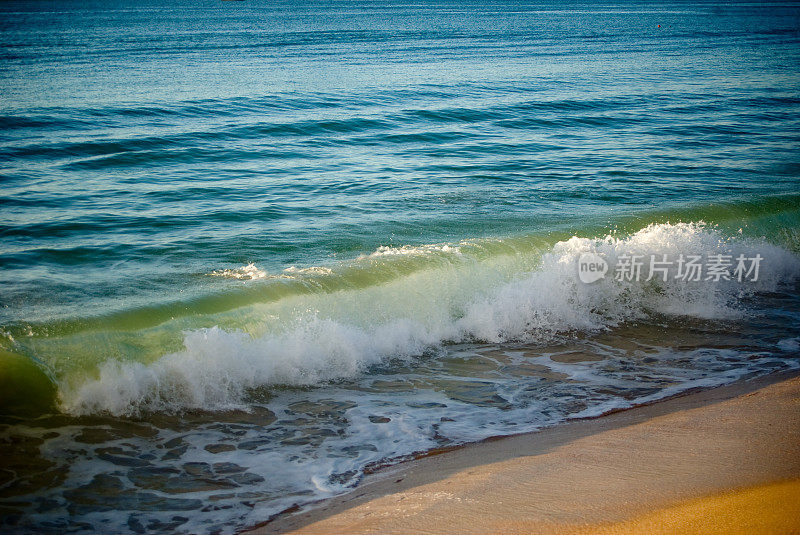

left=1, top=0, right=800, bottom=533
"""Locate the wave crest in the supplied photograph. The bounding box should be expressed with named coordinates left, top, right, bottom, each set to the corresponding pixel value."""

left=62, top=222, right=800, bottom=416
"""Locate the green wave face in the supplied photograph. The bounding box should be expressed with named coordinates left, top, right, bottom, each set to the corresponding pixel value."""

left=0, top=348, right=57, bottom=417
left=2, top=194, right=799, bottom=417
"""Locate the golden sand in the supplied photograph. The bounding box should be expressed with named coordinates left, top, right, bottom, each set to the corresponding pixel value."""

left=557, top=480, right=800, bottom=535
left=247, top=373, right=800, bottom=535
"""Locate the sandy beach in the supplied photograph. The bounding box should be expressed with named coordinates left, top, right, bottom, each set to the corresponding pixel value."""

left=248, top=371, right=800, bottom=534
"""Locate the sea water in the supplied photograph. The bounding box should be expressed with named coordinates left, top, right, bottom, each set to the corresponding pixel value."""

left=1, top=0, right=800, bottom=533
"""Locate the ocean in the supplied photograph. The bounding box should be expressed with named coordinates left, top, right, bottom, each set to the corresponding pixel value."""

left=1, top=0, right=800, bottom=532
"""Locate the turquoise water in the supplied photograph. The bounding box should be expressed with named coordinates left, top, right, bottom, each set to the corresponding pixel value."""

left=1, top=0, right=800, bottom=533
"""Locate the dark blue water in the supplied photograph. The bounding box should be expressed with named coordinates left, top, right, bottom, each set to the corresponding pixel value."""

left=2, top=0, right=800, bottom=326
left=1, top=1, right=800, bottom=533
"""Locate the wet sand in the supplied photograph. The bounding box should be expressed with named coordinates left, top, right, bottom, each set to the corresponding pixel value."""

left=246, top=370, right=800, bottom=534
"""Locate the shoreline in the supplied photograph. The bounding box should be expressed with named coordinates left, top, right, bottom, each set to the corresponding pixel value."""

left=244, top=369, right=800, bottom=534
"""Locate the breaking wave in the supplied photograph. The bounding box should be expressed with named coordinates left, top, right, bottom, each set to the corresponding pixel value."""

left=62, top=222, right=800, bottom=416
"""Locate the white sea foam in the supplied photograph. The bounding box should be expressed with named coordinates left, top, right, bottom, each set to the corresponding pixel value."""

left=283, top=265, right=334, bottom=276
left=460, top=222, right=800, bottom=341
left=361, top=242, right=463, bottom=258
left=63, top=223, right=800, bottom=416
left=210, top=263, right=269, bottom=280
